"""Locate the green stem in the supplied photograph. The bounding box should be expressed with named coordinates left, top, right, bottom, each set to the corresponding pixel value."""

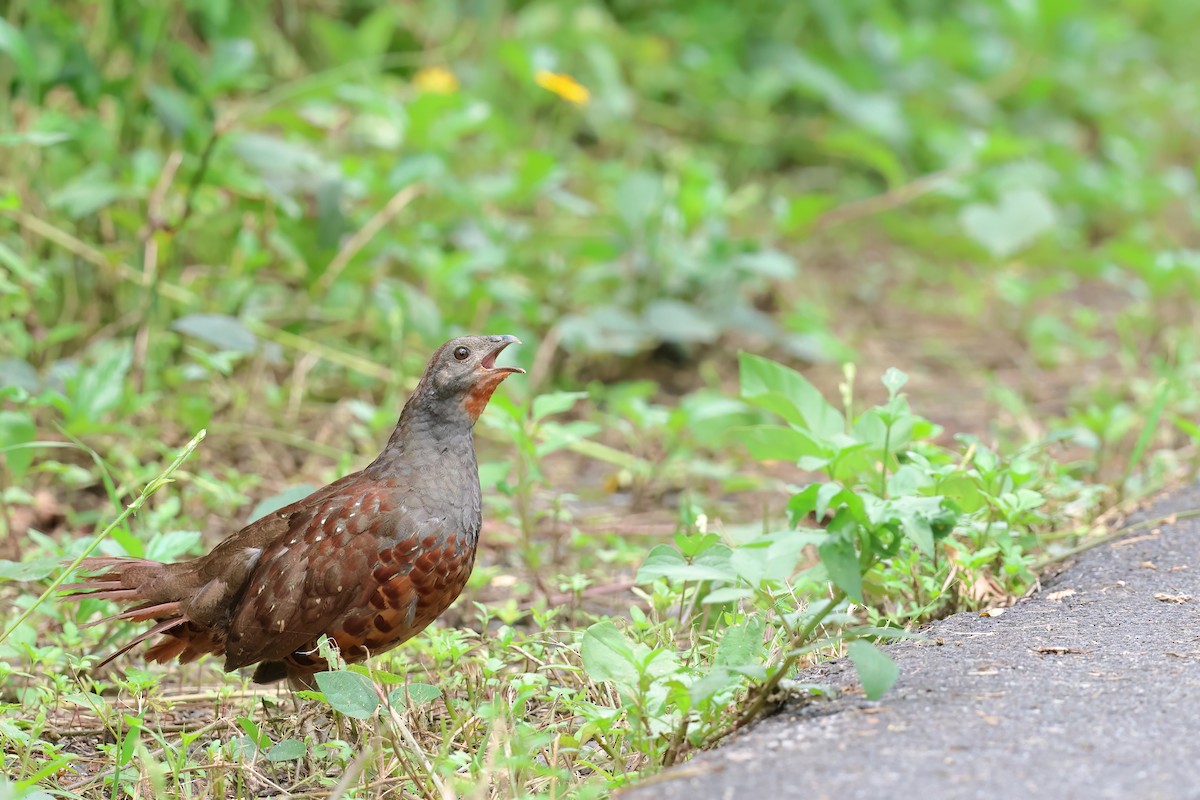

left=879, top=421, right=892, bottom=498
left=1029, top=506, right=1200, bottom=572
left=708, top=588, right=847, bottom=747
left=0, top=429, right=206, bottom=647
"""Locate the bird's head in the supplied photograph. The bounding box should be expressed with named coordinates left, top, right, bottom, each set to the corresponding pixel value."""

left=412, top=334, right=525, bottom=422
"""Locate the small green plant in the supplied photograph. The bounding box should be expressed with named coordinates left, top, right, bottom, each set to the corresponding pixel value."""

left=579, top=353, right=1110, bottom=751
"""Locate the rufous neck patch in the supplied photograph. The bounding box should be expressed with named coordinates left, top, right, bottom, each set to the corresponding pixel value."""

left=462, top=372, right=511, bottom=421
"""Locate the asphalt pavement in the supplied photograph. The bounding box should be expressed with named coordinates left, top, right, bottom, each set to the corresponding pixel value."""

left=623, top=485, right=1200, bottom=800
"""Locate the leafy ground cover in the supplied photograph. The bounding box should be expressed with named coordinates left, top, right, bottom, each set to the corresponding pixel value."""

left=3, top=1, right=1200, bottom=797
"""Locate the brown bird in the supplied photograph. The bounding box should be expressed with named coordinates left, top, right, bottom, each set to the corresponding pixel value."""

left=63, top=335, right=524, bottom=688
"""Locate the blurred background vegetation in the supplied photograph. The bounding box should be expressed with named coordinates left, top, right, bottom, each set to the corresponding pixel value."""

left=3, top=0, right=1200, bottom=796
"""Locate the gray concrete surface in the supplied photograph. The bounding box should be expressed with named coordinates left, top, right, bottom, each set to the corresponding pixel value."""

left=624, top=486, right=1200, bottom=800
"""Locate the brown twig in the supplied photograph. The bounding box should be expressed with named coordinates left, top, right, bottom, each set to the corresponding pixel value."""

left=539, top=579, right=637, bottom=608
left=814, top=165, right=972, bottom=231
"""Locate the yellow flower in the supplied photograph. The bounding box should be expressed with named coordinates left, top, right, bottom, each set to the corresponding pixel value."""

left=413, top=66, right=459, bottom=94
left=535, top=70, right=589, bottom=106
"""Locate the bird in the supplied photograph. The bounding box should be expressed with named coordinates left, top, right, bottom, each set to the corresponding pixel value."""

left=62, top=334, right=524, bottom=688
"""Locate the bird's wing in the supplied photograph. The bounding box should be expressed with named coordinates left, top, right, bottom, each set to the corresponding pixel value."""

left=220, top=483, right=461, bottom=670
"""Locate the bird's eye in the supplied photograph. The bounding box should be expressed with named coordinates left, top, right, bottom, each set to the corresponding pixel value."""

left=453, top=346, right=470, bottom=361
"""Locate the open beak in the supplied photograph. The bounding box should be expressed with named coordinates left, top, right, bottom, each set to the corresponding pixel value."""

left=480, top=335, right=525, bottom=374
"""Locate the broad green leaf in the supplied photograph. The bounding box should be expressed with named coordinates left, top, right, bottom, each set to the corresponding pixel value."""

left=818, top=530, right=862, bottom=602
left=846, top=640, right=899, bottom=700
left=109, top=527, right=144, bottom=558
left=248, top=485, right=317, bottom=523
left=0, top=359, right=38, bottom=392
left=0, top=19, right=38, bottom=87
left=0, top=557, right=58, bottom=582
left=960, top=187, right=1058, bottom=259
left=700, top=586, right=755, bottom=605
left=887, top=464, right=930, bottom=496
left=532, top=391, right=587, bottom=422
left=389, top=683, right=442, bottom=708
left=737, top=425, right=826, bottom=462
left=315, top=670, right=380, bottom=719
left=900, top=514, right=935, bottom=556
left=881, top=368, right=908, bottom=398
left=689, top=669, right=740, bottom=705
left=267, top=739, right=306, bottom=762
left=716, top=617, right=765, bottom=668
left=236, top=717, right=270, bottom=749
left=643, top=299, right=720, bottom=343
left=172, top=313, right=259, bottom=354
left=739, top=352, right=844, bottom=438
left=48, top=166, right=124, bottom=219
left=673, top=532, right=721, bottom=558
left=782, top=194, right=836, bottom=233
left=146, top=530, right=202, bottom=562
left=733, top=249, right=797, bottom=279
left=0, top=410, right=36, bottom=481
left=147, top=84, right=199, bottom=139
left=615, top=171, right=662, bottom=229
left=0, top=240, right=38, bottom=285
left=581, top=620, right=639, bottom=692
left=63, top=345, right=132, bottom=429
left=820, top=128, right=906, bottom=187
left=938, top=474, right=985, bottom=513
left=635, top=544, right=735, bottom=584
left=729, top=530, right=822, bottom=584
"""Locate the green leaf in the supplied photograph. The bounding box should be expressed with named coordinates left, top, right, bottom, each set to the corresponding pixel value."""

left=236, top=716, right=270, bottom=749
left=782, top=194, right=836, bottom=233
left=673, top=532, right=721, bottom=558
left=960, top=188, right=1058, bottom=259
left=818, top=528, right=862, bottom=602
left=531, top=391, right=587, bottom=422
left=63, top=345, right=132, bottom=430
left=0, top=410, right=36, bottom=482
left=267, top=738, right=306, bottom=762
left=146, top=530, right=202, bottom=562
left=739, top=352, right=844, bottom=438
left=615, top=171, right=662, bottom=229
left=635, top=544, right=735, bottom=584
left=118, top=719, right=141, bottom=765
left=737, top=425, right=826, bottom=462
left=900, top=514, right=935, bottom=556
left=881, top=368, right=908, bottom=399
left=0, top=359, right=38, bottom=392
left=0, top=19, right=38, bottom=88
left=388, top=683, right=442, bottom=708
left=581, top=620, right=640, bottom=692
left=109, top=527, right=144, bottom=558
left=938, top=474, right=985, bottom=514
left=248, top=484, right=317, bottom=523
left=700, top=586, right=755, bottom=605
left=642, top=299, right=720, bottom=343
left=0, top=557, right=58, bottom=582
left=716, top=617, right=765, bottom=668
left=315, top=670, right=380, bottom=719
left=48, top=166, right=124, bottom=219
left=147, top=84, right=199, bottom=139
left=0, top=239, right=38, bottom=285
left=172, top=313, right=259, bottom=354
left=846, top=640, right=899, bottom=700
